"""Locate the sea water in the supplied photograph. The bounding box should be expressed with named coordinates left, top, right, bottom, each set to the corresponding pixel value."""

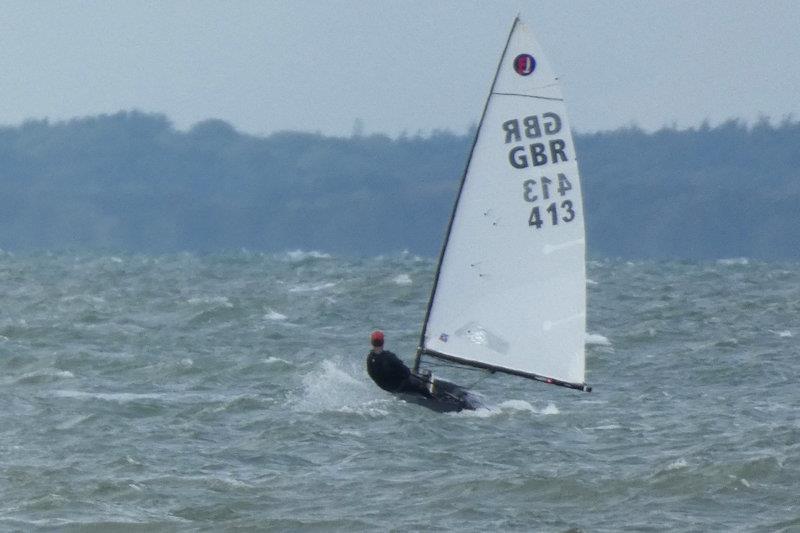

left=0, top=251, right=797, bottom=531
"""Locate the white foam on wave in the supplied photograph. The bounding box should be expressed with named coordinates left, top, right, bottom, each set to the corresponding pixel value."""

left=586, top=333, right=611, bottom=346
left=264, top=308, right=287, bottom=321
left=589, top=424, right=623, bottom=431
left=294, top=359, right=383, bottom=415
left=289, top=282, right=337, bottom=293
left=187, top=296, right=233, bottom=308
left=768, top=329, right=792, bottom=338
left=338, top=404, right=390, bottom=417
left=286, top=250, right=332, bottom=261
left=718, top=257, right=749, bottom=266
left=456, top=406, right=497, bottom=418
left=540, top=402, right=560, bottom=415
left=265, top=356, right=291, bottom=365
left=16, top=369, right=75, bottom=382
left=392, top=274, right=413, bottom=286
left=51, top=390, right=165, bottom=402
left=501, top=399, right=538, bottom=412
left=586, top=278, right=598, bottom=286
left=56, top=414, right=93, bottom=430
left=61, top=295, right=106, bottom=304
left=666, top=458, right=688, bottom=470
left=458, top=399, right=559, bottom=418
left=377, top=250, right=424, bottom=262
left=214, top=475, right=254, bottom=489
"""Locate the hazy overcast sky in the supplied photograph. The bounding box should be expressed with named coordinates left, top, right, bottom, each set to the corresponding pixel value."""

left=0, top=1, right=797, bottom=137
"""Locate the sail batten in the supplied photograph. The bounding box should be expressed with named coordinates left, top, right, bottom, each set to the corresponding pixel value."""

left=492, top=92, right=564, bottom=101
left=416, top=18, right=588, bottom=390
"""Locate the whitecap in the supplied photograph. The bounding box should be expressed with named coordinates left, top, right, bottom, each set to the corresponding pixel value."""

left=392, top=274, right=413, bottom=285
left=16, top=369, right=75, bottom=382
left=61, top=295, right=106, bottom=304
left=586, top=278, right=598, bottom=286
left=289, top=282, right=337, bottom=293
left=56, top=414, right=92, bottom=430
left=451, top=400, right=536, bottom=418
left=768, top=329, right=792, bottom=338
left=457, top=400, right=558, bottom=417
left=499, top=399, right=537, bottom=412
left=264, top=309, right=287, bottom=321
left=211, top=475, right=254, bottom=489
left=586, top=333, right=611, bottom=346
left=286, top=250, right=332, bottom=261
left=456, top=406, right=497, bottom=418
left=51, top=390, right=165, bottom=402
left=187, top=296, right=233, bottom=308
left=666, top=458, right=688, bottom=470
left=396, top=249, right=424, bottom=260
left=338, top=405, right=390, bottom=417
left=294, top=360, right=374, bottom=413
left=265, top=356, right=291, bottom=365
left=539, top=402, right=560, bottom=415
left=717, top=257, right=749, bottom=266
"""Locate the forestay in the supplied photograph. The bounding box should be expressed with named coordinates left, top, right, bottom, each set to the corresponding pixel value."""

left=417, top=18, right=588, bottom=390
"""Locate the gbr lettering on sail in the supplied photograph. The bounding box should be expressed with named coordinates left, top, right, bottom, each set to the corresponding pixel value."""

left=502, top=112, right=576, bottom=230
left=502, top=112, right=566, bottom=168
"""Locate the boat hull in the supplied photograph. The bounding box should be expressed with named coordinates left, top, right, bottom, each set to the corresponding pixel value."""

left=395, top=372, right=482, bottom=413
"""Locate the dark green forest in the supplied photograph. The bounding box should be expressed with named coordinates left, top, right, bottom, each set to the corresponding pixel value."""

left=0, top=111, right=798, bottom=259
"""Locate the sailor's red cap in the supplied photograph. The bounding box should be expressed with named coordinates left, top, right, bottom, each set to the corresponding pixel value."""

left=370, top=330, right=384, bottom=345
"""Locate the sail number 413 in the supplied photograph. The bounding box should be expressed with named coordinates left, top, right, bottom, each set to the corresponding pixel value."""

left=523, top=173, right=576, bottom=229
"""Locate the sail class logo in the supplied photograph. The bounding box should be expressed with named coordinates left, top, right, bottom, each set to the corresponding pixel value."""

left=513, top=53, right=536, bottom=75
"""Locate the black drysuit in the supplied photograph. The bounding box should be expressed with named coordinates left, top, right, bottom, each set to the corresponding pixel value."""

left=366, top=349, right=425, bottom=393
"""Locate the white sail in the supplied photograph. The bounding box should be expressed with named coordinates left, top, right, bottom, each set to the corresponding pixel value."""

left=420, top=18, right=587, bottom=387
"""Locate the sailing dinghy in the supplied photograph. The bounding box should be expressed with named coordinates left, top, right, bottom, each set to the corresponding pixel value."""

left=407, top=17, right=591, bottom=411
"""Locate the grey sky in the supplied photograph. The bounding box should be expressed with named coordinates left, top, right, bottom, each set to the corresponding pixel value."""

left=0, top=1, right=797, bottom=137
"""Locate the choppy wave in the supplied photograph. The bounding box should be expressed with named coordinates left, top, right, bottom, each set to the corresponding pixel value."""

left=0, top=253, right=798, bottom=531
left=717, top=257, right=750, bottom=266
left=586, top=333, right=611, bottom=346
left=285, top=249, right=332, bottom=261
left=289, top=282, right=337, bottom=293
left=392, top=274, right=413, bottom=285
left=264, top=308, right=287, bottom=321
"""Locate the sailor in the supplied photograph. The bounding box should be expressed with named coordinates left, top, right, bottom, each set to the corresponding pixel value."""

left=366, top=330, right=437, bottom=396
left=366, top=330, right=413, bottom=392
left=366, top=330, right=480, bottom=411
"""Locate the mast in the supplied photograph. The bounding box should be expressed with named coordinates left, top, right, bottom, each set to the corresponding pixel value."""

left=414, top=18, right=520, bottom=373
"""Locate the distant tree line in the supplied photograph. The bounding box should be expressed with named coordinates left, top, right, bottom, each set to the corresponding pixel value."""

left=0, top=111, right=797, bottom=259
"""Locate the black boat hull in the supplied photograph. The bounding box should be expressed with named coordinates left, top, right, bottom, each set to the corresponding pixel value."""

left=395, top=372, right=482, bottom=413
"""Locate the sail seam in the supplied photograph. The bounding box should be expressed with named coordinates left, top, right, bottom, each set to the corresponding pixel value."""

left=492, top=92, right=564, bottom=101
